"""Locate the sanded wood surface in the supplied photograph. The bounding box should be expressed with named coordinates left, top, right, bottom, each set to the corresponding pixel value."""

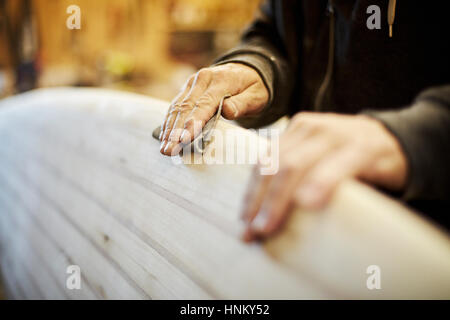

left=0, top=88, right=449, bottom=299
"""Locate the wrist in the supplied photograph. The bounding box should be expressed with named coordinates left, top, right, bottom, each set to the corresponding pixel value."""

left=360, top=115, right=409, bottom=191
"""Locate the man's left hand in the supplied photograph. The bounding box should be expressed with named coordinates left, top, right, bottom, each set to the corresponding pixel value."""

left=241, top=112, right=409, bottom=242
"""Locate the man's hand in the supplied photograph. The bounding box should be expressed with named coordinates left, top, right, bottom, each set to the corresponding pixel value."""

left=242, top=112, right=409, bottom=242
left=159, top=63, right=269, bottom=156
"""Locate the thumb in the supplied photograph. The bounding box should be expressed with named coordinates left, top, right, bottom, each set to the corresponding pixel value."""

left=222, top=84, right=268, bottom=120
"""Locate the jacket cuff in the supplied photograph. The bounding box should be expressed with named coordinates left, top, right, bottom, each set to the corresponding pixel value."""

left=364, top=101, right=450, bottom=201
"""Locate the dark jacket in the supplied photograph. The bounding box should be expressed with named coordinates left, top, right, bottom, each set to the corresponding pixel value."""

left=215, top=0, right=450, bottom=227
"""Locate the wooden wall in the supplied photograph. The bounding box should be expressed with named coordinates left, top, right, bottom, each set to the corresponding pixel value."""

left=33, top=0, right=173, bottom=85
left=31, top=0, right=260, bottom=85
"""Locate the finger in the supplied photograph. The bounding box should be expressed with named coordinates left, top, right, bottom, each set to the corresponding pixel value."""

left=166, top=70, right=212, bottom=142
left=181, top=86, right=228, bottom=144
left=160, top=110, right=179, bottom=154
left=279, top=113, right=323, bottom=152
left=160, top=105, right=177, bottom=141
left=163, top=110, right=190, bottom=155
left=163, top=69, right=212, bottom=141
left=278, top=125, right=318, bottom=157
left=160, top=76, right=194, bottom=141
left=295, top=146, right=367, bottom=210
left=243, top=171, right=296, bottom=242
left=241, top=165, right=276, bottom=243
left=163, top=140, right=183, bottom=157
left=241, top=165, right=273, bottom=223
left=246, top=135, right=339, bottom=240
left=221, top=82, right=268, bottom=120
left=160, top=71, right=210, bottom=156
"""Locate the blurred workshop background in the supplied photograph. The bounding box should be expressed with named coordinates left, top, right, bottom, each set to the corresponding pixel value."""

left=0, top=0, right=262, bottom=100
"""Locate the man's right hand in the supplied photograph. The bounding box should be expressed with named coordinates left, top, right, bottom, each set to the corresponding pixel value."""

left=159, top=63, right=269, bottom=156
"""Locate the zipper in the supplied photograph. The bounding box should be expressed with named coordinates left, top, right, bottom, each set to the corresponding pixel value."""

left=313, top=0, right=335, bottom=111
left=388, top=0, right=397, bottom=37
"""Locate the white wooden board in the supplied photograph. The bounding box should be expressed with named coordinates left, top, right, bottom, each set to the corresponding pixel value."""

left=0, top=88, right=449, bottom=299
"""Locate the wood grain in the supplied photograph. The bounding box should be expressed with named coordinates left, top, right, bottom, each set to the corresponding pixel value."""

left=0, top=88, right=449, bottom=299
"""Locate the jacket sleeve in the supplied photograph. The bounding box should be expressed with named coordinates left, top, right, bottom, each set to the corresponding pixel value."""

left=365, top=85, right=450, bottom=202
left=213, top=1, right=295, bottom=128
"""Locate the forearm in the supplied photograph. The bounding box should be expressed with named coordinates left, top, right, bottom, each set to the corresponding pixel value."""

left=213, top=1, right=295, bottom=128
left=365, top=85, right=450, bottom=201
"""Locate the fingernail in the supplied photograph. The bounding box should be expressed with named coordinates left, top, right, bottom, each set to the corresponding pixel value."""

left=171, top=143, right=182, bottom=156
left=242, top=228, right=253, bottom=243
left=165, top=142, right=183, bottom=156
left=164, top=141, right=173, bottom=154
left=251, top=210, right=268, bottom=231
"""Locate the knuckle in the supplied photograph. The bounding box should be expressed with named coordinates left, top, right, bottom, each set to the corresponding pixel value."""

left=196, top=68, right=212, bottom=80
left=176, top=101, right=194, bottom=112
left=184, top=116, right=204, bottom=128
left=293, top=112, right=321, bottom=129
left=292, top=112, right=309, bottom=124
left=168, top=109, right=181, bottom=117
left=168, top=105, right=179, bottom=114
left=215, top=63, right=233, bottom=73
left=212, top=69, right=227, bottom=81
left=196, top=91, right=215, bottom=106
left=291, top=113, right=304, bottom=126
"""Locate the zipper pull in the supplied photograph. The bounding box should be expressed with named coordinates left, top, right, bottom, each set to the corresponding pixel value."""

left=327, top=0, right=334, bottom=15
left=388, top=0, right=397, bottom=37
